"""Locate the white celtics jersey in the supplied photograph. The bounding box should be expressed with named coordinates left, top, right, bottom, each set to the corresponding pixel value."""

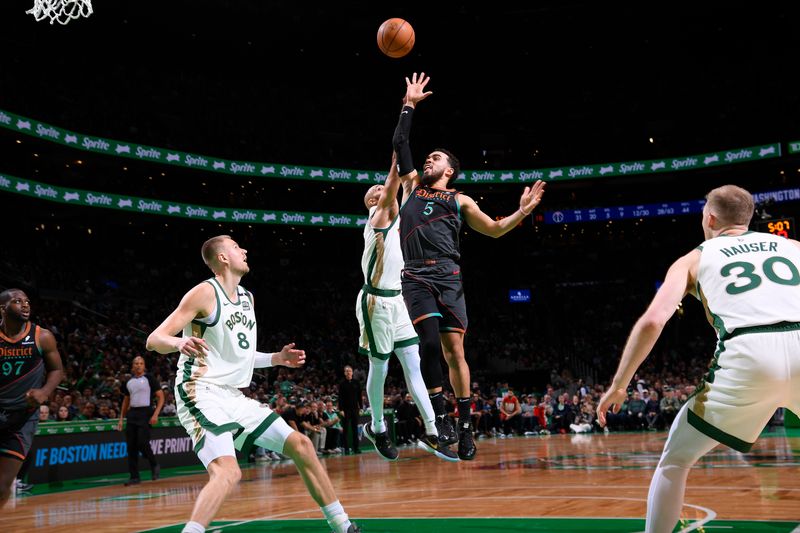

left=697, top=231, right=800, bottom=337
left=361, top=206, right=403, bottom=291
left=176, top=278, right=257, bottom=388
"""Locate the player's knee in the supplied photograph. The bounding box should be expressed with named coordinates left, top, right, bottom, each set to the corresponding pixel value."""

left=285, top=431, right=315, bottom=459
left=658, top=448, right=697, bottom=469
left=214, top=464, right=241, bottom=489
left=418, top=335, right=440, bottom=358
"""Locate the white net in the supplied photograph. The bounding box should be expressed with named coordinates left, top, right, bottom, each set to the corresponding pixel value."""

left=27, top=0, right=93, bottom=25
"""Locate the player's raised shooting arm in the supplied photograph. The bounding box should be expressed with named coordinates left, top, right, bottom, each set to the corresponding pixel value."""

left=392, top=72, right=432, bottom=191
left=146, top=282, right=214, bottom=354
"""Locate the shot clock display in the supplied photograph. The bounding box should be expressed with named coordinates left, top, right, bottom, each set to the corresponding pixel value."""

left=756, top=217, right=795, bottom=239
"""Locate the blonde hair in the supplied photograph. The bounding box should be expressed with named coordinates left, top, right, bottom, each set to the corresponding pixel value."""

left=705, top=185, right=754, bottom=226
left=200, top=235, right=231, bottom=271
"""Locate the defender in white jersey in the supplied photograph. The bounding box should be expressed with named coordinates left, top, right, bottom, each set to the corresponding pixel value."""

left=147, top=236, right=360, bottom=533
left=356, top=153, right=458, bottom=462
left=597, top=185, right=800, bottom=533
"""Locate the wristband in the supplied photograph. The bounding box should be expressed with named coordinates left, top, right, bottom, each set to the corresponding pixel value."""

left=254, top=351, right=274, bottom=368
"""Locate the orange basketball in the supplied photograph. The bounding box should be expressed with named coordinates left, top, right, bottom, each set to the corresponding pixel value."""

left=377, top=18, right=415, bottom=58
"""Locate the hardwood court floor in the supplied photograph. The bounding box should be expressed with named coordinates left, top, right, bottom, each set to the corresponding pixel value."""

left=3, top=428, right=799, bottom=532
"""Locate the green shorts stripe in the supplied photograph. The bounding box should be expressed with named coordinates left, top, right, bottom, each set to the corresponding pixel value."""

left=178, top=360, right=243, bottom=439
left=241, top=411, right=281, bottom=456
left=393, top=336, right=419, bottom=349
left=687, top=408, right=754, bottom=453
left=360, top=291, right=380, bottom=357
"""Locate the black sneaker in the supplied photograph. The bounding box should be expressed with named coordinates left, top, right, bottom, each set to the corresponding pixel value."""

left=457, top=421, right=477, bottom=460
left=151, top=464, right=160, bottom=481
left=124, top=478, right=141, bottom=486
left=364, top=424, right=398, bottom=461
left=417, top=434, right=460, bottom=462
left=435, top=415, right=458, bottom=446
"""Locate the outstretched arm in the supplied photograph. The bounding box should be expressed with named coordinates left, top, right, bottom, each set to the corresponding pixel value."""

left=459, top=180, right=546, bottom=238
left=254, top=343, right=306, bottom=368
left=392, top=72, right=433, bottom=195
left=596, top=249, right=700, bottom=427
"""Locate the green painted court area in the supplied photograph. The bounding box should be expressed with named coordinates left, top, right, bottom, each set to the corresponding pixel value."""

left=141, top=517, right=800, bottom=532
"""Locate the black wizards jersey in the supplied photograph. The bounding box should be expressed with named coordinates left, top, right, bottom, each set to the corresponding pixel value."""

left=399, top=185, right=462, bottom=263
left=0, top=322, right=45, bottom=411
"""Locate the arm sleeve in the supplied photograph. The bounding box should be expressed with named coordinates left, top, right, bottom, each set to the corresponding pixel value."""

left=392, top=105, right=415, bottom=176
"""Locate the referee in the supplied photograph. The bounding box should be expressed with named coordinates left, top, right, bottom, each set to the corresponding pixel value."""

left=118, top=355, right=164, bottom=486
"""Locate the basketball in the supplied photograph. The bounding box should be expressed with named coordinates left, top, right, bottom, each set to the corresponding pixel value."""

left=377, top=18, right=415, bottom=58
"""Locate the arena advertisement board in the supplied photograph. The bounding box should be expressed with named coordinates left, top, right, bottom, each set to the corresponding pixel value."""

left=28, top=421, right=200, bottom=483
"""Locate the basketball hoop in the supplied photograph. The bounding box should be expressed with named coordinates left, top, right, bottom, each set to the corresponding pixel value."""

left=27, top=0, right=93, bottom=25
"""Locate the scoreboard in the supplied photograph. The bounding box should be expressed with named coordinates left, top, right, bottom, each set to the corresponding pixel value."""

left=756, top=217, right=795, bottom=239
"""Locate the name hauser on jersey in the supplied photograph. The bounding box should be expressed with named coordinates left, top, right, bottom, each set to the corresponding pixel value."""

left=719, top=240, right=778, bottom=258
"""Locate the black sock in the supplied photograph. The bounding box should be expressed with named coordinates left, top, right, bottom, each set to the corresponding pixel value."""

left=429, top=392, right=445, bottom=417
left=457, top=398, right=471, bottom=426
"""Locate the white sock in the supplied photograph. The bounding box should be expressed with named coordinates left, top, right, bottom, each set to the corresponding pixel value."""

left=645, top=405, right=718, bottom=533
left=182, top=521, right=205, bottom=533
left=395, top=344, right=437, bottom=436
left=367, top=356, right=389, bottom=433
left=322, top=500, right=351, bottom=533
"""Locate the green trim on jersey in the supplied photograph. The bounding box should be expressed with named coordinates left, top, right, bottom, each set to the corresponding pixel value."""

left=718, top=231, right=755, bottom=238
left=191, top=280, right=221, bottom=329
left=725, top=320, right=800, bottom=340
left=366, top=242, right=379, bottom=289
left=211, top=277, right=241, bottom=306
left=371, top=212, right=398, bottom=235
left=693, top=282, right=727, bottom=398
left=190, top=321, right=209, bottom=337
left=687, top=408, right=754, bottom=452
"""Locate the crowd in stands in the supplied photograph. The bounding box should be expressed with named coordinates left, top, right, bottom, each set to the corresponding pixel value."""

left=6, top=212, right=775, bottom=457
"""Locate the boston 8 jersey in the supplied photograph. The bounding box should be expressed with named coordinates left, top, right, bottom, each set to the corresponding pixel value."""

left=696, top=231, right=800, bottom=338
left=177, top=278, right=257, bottom=389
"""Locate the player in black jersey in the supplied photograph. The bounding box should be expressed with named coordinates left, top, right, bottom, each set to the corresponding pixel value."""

left=393, top=73, right=546, bottom=460
left=0, top=289, right=63, bottom=508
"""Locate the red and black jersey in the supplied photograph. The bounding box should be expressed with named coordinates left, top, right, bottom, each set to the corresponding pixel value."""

left=399, top=185, right=462, bottom=263
left=0, top=322, right=45, bottom=411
